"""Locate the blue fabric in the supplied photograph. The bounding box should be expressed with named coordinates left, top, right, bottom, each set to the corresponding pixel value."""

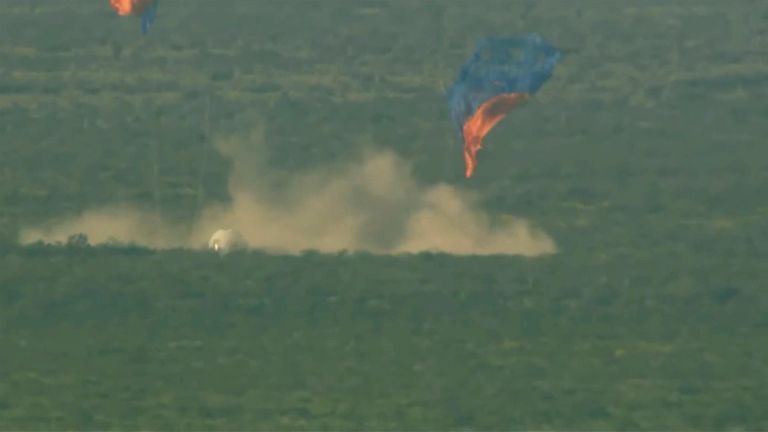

left=447, top=33, right=561, bottom=136
left=140, top=0, right=159, bottom=35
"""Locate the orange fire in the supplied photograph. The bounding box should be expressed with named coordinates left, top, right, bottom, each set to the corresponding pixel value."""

left=462, top=93, right=528, bottom=178
left=110, top=0, right=153, bottom=16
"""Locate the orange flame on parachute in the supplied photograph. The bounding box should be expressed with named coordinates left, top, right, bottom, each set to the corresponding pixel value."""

left=462, top=93, right=528, bottom=178
left=110, top=0, right=153, bottom=16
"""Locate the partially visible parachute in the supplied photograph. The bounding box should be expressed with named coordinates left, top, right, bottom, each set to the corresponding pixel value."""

left=447, top=34, right=561, bottom=178
left=110, top=0, right=160, bottom=35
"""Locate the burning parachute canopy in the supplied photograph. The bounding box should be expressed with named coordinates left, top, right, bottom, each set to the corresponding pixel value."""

left=110, top=0, right=159, bottom=34
left=448, top=34, right=561, bottom=178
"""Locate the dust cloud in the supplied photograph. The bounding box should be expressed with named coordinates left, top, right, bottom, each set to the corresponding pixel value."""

left=18, top=129, right=557, bottom=256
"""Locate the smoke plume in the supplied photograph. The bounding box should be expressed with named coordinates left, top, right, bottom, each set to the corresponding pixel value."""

left=19, top=128, right=556, bottom=256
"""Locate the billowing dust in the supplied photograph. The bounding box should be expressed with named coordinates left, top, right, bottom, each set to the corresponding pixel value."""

left=19, top=129, right=556, bottom=256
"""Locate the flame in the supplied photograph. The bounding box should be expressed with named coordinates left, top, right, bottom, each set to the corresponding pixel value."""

left=462, top=93, right=528, bottom=178
left=110, top=0, right=153, bottom=16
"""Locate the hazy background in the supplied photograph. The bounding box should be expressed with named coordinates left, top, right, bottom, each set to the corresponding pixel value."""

left=1, top=0, right=767, bottom=429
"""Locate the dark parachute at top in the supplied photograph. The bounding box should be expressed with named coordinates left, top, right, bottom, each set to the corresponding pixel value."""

left=447, top=34, right=561, bottom=178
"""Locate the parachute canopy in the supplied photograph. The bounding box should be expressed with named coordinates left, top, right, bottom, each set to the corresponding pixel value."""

left=447, top=34, right=561, bottom=178
left=110, top=0, right=159, bottom=35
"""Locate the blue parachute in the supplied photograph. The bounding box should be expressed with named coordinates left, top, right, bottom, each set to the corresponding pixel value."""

left=111, top=0, right=159, bottom=35
left=140, top=0, right=159, bottom=35
left=447, top=33, right=561, bottom=177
